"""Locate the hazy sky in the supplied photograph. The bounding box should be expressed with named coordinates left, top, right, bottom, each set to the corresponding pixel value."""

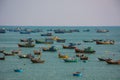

left=0, top=0, right=120, bottom=26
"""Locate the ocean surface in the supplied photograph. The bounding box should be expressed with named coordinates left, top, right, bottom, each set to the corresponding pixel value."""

left=0, top=26, right=120, bottom=80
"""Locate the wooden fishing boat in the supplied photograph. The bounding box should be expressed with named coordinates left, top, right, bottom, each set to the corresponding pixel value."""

left=56, top=39, right=66, bottom=43
left=63, top=45, right=76, bottom=49
left=33, top=50, right=41, bottom=55
left=19, top=38, right=35, bottom=47
left=98, top=57, right=112, bottom=61
left=58, top=53, right=68, bottom=59
left=63, top=58, right=77, bottom=62
left=3, top=52, right=14, bottom=56
left=31, top=58, right=45, bottom=63
left=73, top=72, right=82, bottom=76
left=18, top=54, right=34, bottom=59
left=42, top=46, right=57, bottom=52
left=96, top=40, right=115, bottom=45
left=80, top=56, right=88, bottom=60
left=18, top=43, right=35, bottom=47
left=106, top=60, right=120, bottom=64
left=0, top=56, right=5, bottom=60
left=75, top=47, right=95, bottom=53
left=18, top=54, right=27, bottom=58
left=63, top=43, right=77, bottom=49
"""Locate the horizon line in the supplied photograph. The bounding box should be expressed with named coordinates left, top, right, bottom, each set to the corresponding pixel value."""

left=0, top=25, right=120, bottom=27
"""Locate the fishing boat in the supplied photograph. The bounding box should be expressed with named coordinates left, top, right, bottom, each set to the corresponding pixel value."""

left=63, top=58, right=77, bottom=62
left=92, top=39, right=103, bottom=42
left=42, top=46, right=57, bottom=52
left=18, top=43, right=35, bottom=47
left=75, top=47, right=96, bottom=53
left=73, top=72, right=82, bottom=76
left=98, top=57, right=112, bottom=61
left=19, top=54, right=27, bottom=58
left=56, top=39, right=66, bottom=43
left=18, top=38, right=35, bottom=47
left=54, top=29, right=65, bottom=33
left=96, top=40, right=115, bottom=45
left=20, top=31, right=30, bottom=34
left=80, top=55, right=88, bottom=60
left=63, top=43, right=76, bottom=49
left=18, top=54, right=34, bottom=59
left=96, top=29, right=109, bottom=33
left=106, top=60, right=120, bottom=64
left=33, top=50, right=41, bottom=55
left=41, top=33, right=52, bottom=36
left=3, top=52, right=14, bottom=56
left=14, top=69, right=23, bottom=72
left=63, top=45, right=76, bottom=49
left=0, top=29, right=6, bottom=33
left=0, top=56, right=5, bottom=60
left=20, top=38, right=34, bottom=42
left=31, top=51, right=44, bottom=63
left=0, top=50, right=5, bottom=53
left=76, top=54, right=81, bottom=57
left=58, top=53, right=69, bottom=59
left=31, top=58, right=45, bottom=63
left=83, top=29, right=90, bottom=32
left=70, top=29, right=80, bottom=32
left=83, top=40, right=94, bottom=43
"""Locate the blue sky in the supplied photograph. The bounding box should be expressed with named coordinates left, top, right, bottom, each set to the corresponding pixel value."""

left=0, top=0, right=120, bottom=26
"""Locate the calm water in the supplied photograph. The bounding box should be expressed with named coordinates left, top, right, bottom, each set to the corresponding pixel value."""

left=0, top=26, right=120, bottom=80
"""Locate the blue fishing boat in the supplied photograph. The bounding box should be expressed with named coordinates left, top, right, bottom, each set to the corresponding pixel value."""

left=73, top=72, right=82, bottom=76
left=14, top=69, right=23, bottom=72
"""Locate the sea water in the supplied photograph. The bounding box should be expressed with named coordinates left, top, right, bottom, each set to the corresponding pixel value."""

left=0, top=26, right=120, bottom=80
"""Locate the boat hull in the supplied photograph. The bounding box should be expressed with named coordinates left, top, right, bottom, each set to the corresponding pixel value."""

left=18, top=44, right=35, bottom=47
left=14, top=69, right=23, bottom=72
left=31, top=58, right=45, bottom=63
left=73, top=72, right=82, bottom=76
left=96, top=41, right=114, bottom=45
left=63, top=45, right=76, bottom=49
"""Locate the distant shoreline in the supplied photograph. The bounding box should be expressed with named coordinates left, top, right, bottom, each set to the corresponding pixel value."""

left=0, top=26, right=120, bottom=28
